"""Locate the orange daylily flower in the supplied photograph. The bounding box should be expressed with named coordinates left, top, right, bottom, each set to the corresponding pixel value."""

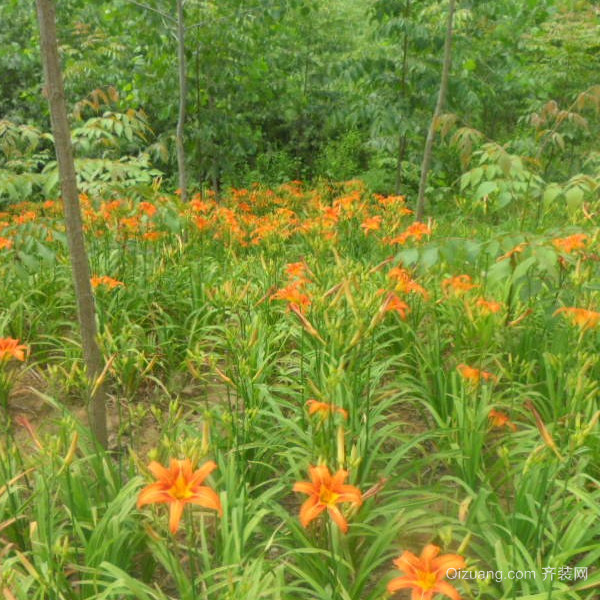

left=360, top=215, right=382, bottom=235
left=381, top=292, right=410, bottom=319
left=293, top=465, right=362, bottom=533
left=489, top=409, right=517, bottom=432
left=457, top=364, right=498, bottom=383
left=386, top=222, right=431, bottom=245
left=142, top=231, right=163, bottom=242
left=137, top=459, right=222, bottom=534
left=387, top=544, right=465, bottom=600
left=554, top=307, right=600, bottom=331
left=0, top=237, right=13, bottom=250
left=0, top=338, right=29, bottom=362
left=271, top=282, right=311, bottom=311
left=306, top=399, right=348, bottom=420
left=285, top=261, right=311, bottom=284
left=442, top=275, right=477, bottom=295
left=552, top=234, right=587, bottom=254
left=90, top=275, right=125, bottom=289
left=388, top=266, right=429, bottom=298
left=13, top=211, right=36, bottom=225
left=119, top=216, right=140, bottom=233
left=375, top=194, right=411, bottom=212
left=138, top=201, right=157, bottom=217
left=475, top=297, right=503, bottom=314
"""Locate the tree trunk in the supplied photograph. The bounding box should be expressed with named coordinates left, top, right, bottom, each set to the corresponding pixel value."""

left=415, top=0, right=456, bottom=221
left=36, top=0, right=108, bottom=448
left=394, top=133, right=407, bottom=195
left=394, top=0, right=411, bottom=195
left=176, top=0, right=188, bottom=202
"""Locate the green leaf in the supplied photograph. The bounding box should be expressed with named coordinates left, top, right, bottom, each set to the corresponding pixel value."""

left=486, top=258, right=512, bottom=285
left=512, top=255, right=537, bottom=281
left=543, top=183, right=562, bottom=205
left=475, top=180, right=498, bottom=200
left=395, top=248, right=419, bottom=266
left=420, top=246, right=439, bottom=269
left=565, top=186, right=584, bottom=214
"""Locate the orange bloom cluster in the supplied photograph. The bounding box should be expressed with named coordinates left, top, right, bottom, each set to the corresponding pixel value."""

left=142, top=231, right=163, bottom=242
left=475, top=297, right=503, bottom=314
left=306, top=399, right=348, bottom=421
left=374, top=194, right=412, bottom=213
left=90, top=275, right=125, bottom=289
left=293, top=464, right=362, bottom=533
left=0, top=337, right=29, bottom=362
left=271, top=260, right=313, bottom=312
left=137, top=459, right=222, bottom=534
left=271, top=282, right=311, bottom=312
left=285, top=261, right=310, bottom=282
left=0, top=237, right=13, bottom=250
left=388, top=266, right=429, bottom=298
left=489, top=409, right=517, bottom=432
left=360, top=215, right=382, bottom=235
left=119, top=216, right=141, bottom=233
left=380, top=291, right=410, bottom=319
left=333, top=189, right=363, bottom=217
left=386, top=222, right=431, bottom=245
left=99, top=199, right=123, bottom=222
left=457, top=364, right=498, bottom=383
left=138, top=201, right=157, bottom=217
left=13, top=210, right=36, bottom=225
left=554, top=307, right=600, bottom=330
left=442, top=274, right=478, bottom=295
left=552, top=233, right=587, bottom=254
left=387, top=544, right=465, bottom=600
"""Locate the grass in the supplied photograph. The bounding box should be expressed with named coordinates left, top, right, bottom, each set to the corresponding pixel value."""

left=0, top=180, right=598, bottom=599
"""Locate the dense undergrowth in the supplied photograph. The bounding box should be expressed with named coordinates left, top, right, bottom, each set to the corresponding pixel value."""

left=0, top=180, right=599, bottom=599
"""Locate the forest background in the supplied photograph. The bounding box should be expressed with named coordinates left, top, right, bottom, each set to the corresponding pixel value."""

left=1, top=0, right=599, bottom=209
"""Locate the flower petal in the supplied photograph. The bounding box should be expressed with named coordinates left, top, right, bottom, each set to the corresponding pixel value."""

left=337, top=484, right=363, bottom=505
left=327, top=505, right=348, bottom=533
left=137, top=483, right=171, bottom=508
left=188, top=460, right=217, bottom=487
left=393, top=550, right=422, bottom=574
left=187, top=486, right=222, bottom=515
left=432, top=553, right=466, bottom=574
left=387, top=575, right=416, bottom=593
left=420, top=543, right=441, bottom=566
left=293, top=481, right=316, bottom=495
left=299, top=496, right=325, bottom=528
left=330, top=469, right=348, bottom=489
left=310, top=465, right=330, bottom=487
left=412, top=588, right=434, bottom=600
left=168, top=500, right=185, bottom=534
left=148, top=461, right=173, bottom=482
left=433, top=580, right=462, bottom=600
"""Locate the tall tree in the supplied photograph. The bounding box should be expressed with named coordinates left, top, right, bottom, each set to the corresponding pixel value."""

left=415, top=0, right=456, bottom=221
left=36, top=0, right=108, bottom=448
left=175, top=0, right=188, bottom=202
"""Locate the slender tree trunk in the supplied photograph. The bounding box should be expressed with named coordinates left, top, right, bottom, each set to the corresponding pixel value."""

left=176, top=0, right=188, bottom=202
left=394, top=133, right=407, bottom=195
left=394, top=0, right=411, bottom=195
left=415, top=0, right=456, bottom=221
left=36, top=0, right=108, bottom=448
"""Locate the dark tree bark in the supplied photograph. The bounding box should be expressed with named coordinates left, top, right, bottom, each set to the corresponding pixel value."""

left=36, top=0, right=108, bottom=448
left=176, top=0, right=188, bottom=202
left=415, top=0, right=456, bottom=221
